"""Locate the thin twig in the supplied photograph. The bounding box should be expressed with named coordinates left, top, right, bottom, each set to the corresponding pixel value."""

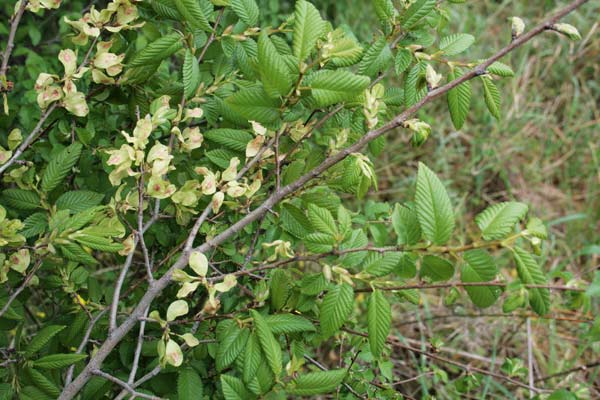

left=395, top=311, right=593, bottom=326
left=0, top=0, right=28, bottom=89
left=534, top=360, right=600, bottom=383
left=109, top=198, right=161, bottom=332
left=92, top=369, right=162, bottom=400
left=0, top=103, right=57, bottom=175
left=65, top=309, right=108, bottom=385
left=0, top=35, right=98, bottom=175
left=342, top=327, right=543, bottom=393
left=0, top=260, right=42, bottom=319
left=274, top=126, right=282, bottom=191
left=197, top=8, right=224, bottom=63
left=128, top=307, right=149, bottom=384
left=209, top=250, right=585, bottom=294
left=138, top=167, right=154, bottom=283
left=108, top=244, right=138, bottom=333
left=527, top=318, right=536, bottom=397
left=392, top=371, right=434, bottom=386
left=354, top=281, right=586, bottom=293
left=114, top=365, right=162, bottom=400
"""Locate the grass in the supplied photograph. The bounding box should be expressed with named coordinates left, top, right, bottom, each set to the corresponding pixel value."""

left=311, top=0, right=600, bottom=398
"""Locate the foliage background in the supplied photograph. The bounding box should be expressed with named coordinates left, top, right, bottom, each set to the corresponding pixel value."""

left=0, top=0, right=598, bottom=398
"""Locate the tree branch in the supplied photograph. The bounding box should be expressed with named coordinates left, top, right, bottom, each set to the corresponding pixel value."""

left=0, top=0, right=28, bottom=89
left=534, top=360, right=600, bottom=383
left=92, top=369, right=162, bottom=400
left=0, top=103, right=58, bottom=175
left=197, top=8, right=224, bottom=63
left=527, top=318, right=536, bottom=398
left=65, top=309, right=108, bottom=385
left=353, top=281, right=586, bottom=293
left=0, top=260, right=41, bottom=319
left=58, top=1, right=590, bottom=397
left=127, top=307, right=149, bottom=384
left=0, top=34, right=98, bottom=175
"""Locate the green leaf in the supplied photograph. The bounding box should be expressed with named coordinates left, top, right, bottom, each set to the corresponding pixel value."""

left=2, top=189, right=40, bottom=210
left=439, top=33, right=475, bottom=56
left=173, top=0, right=211, bottom=32
left=399, top=0, right=436, bottom=28
left=0, top=383, right=14, bottom=400
left=475, top=201, right=528, bottom=240
left=58, top=243, right=98, bottom=265
left=486, top=61, right=515, bottom=77
left=41, top=143, right=82, bottom=193
left=373, top=0, right=396, bottom=26
left=420, top=255, right=454, bottom=282
left=178, top=367, right=203, bottom=399
left=307, top=204, right=338, bottom=237
left=258, top=32, right=293, bottom=97
left=292, top=0, right=326, bottom=62
left=206, top=148, right=238, bottom=169
left=264, top=314, right=316, bottom=334
left=183, top=49, right=200, bottom=99
left=304, top=232, right=335, bottom=253
left=358, top=36, right=393, bottom=77
left=25, top=325, right=66, bottom=356
left=414, top=162, right=455, bottom=245
left=243, top=333, right=262, bottom=383
left=26, top=368, right=60, bottom=398
left=364, top=252, right=403, bottom=277
left=396, top=252, right=417, bottom=279
left=33, top=353, right=87, bottom=369
left=340, top=229, right=369, bottom=267
left=480, top=75, right=501, bottom=119
left=226, top=87, right=280, bottom=124
left=149, top=0, right=182, bottom=19
left=270, top=270, right=290, bottom=311
left=404, top=61, right=426, bottom=107
left=367, top=290, right=391, bottom=358
left=221, top=374, right=253, bottom=400
left=512, top=247, right=550, bottom=316
left=204, top=129, right=252, bottom=152
left=320, top=283, right=354, bottom=338
left=128, top=33, right=183, bottom=67
left=56, top=191, right=104, bottom=213
left=287, top=369, right=347, bottom=396
left=300, top=273, right=329, bottom=296
left=447, top=67, right=471, bottom=129
left=392, top=203, right=421, bottom=245
left=216, top=325, right=249, bottom=371
left=231, top=0, right=259, bottom=26
left=461, top=249, right=500, bottom=308
left=19, top=386, right=52, bottom=400
left=21, top=212, right=48, bottom=238
left=307, top=70, right=370, bottom=107
left=250, top=310, right=282, bottom=377
left=281, top=203, right=313, bottom=238
left=72, top=234, right=123, bottom=252
left=327, top=33, right=364, bottom=67
left=394, top=48, right=413, bottom=75
left=122, top=64, right=160, bottom=85
left=526, top=217, right=548, bottom=239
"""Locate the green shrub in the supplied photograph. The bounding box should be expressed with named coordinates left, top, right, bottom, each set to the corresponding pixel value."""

left=0, top=0, right=595, bottom=398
